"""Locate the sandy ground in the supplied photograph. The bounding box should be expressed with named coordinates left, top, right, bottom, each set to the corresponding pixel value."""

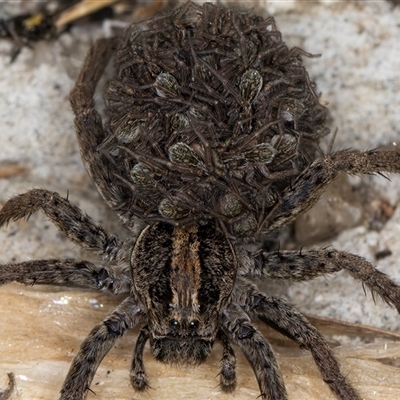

left=1, top=1, right=400, bottom=399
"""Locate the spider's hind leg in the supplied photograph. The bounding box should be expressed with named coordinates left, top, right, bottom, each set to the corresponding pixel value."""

left=0, top=188, right=122, bottom=258
left=69, top=37, right=113, bottom=150
left=70, top=37, right=140, bottom=229
left=265, top=149, right=400, bottom=234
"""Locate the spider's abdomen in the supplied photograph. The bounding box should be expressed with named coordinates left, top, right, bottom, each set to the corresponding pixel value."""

left=103, top=1, right=328, bottom=237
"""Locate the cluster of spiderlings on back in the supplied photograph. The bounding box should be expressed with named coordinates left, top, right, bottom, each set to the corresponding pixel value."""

left=103, top=1, right=328, bottom=238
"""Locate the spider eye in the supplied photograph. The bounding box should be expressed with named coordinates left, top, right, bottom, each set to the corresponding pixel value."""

left=188, top=319, right=199, bottom=331
left=169, top=319, right=180, bottom=331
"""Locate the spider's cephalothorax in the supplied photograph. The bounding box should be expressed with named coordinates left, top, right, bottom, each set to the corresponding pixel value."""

left=131, top=222, right=237, bottom=367
left=2, top=2, right=400, bottom=400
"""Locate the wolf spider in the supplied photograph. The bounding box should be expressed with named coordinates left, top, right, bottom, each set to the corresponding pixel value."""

left=2, top=2, right=400, bottom=400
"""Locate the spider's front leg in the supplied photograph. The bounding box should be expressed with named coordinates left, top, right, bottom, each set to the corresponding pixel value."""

left=60, top=296, right=144, bottom=400
left=265, top=149, right=400, bottom=234
left=129, top=327, right=238, bottom=394
left=130, top=326, right=150, bottom=391
left=217, top=330, right=237, bottom=392
left=237, top=283, right=361, bottom=400
left=0, top=373, right=15, bottom=400
left=221, top=303, right=288, bottom=400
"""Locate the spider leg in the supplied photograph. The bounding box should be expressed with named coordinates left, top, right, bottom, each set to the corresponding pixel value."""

left=220, top=303, right=288, bottom=400
left=0, top=189, right=122, bottom=259
left=130, top=325, right=150, bottom=391
left=245, top=248, right=400, bottom=314
left=0, top=259, right=130, bottom=295
left=0, top=373, right=15, bottom=400
left=70, top=38, right=138, bottom=230
left=264, top=149, right=400, bottom=234
left=217, top=329, right=236, bottom=392
left=60, top=296, right=144, bottom=400
left=239, top=284, right=361, bottom=400
left=69, top=37, right=113, bottom=146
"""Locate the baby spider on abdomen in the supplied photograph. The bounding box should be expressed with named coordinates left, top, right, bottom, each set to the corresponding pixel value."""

left=1, top=1, right=400, bottom=399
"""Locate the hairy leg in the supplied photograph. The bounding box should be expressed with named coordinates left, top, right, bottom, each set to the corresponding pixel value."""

left=264, top=149, right=400, bottom=234
left=130, top=326, right=150, bottom=391
left=240, top=285, right=361, bottom=400
left=70, top=38, right=138, bottom=230
left=0, top=259, right=130, bottom=294
left=0, top=189, right=122, bottom=259
left=130, top=327, right=238, bottom=394
left=60, top=296, right=143, bottom=400
left=218, top=330, right=236, bottom=392
left=130, top=326, right=238, bottom=393
left=221, top=303, right=287, bottom=400
left=242, top=248, right=400, bottom=313
left=0, top=373, right=14, bottom=400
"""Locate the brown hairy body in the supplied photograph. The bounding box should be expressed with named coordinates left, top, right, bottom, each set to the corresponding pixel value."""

left=1, top=2, right=400, bottom=400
